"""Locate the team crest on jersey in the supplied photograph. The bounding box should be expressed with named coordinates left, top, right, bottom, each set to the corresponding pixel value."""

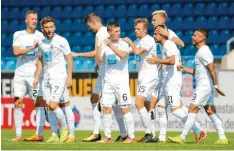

left=72, top=106, right=80, bottom=128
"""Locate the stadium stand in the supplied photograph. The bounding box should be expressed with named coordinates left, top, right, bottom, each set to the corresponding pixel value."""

left=1, top=0, right=233, bottom=71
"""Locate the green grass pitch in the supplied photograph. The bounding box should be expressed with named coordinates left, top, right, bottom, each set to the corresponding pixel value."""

left=1, top=130, right=233, bottom=150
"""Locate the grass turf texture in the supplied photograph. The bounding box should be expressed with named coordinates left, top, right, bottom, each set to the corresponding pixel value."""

left=1, top=130, right=233, bottom=150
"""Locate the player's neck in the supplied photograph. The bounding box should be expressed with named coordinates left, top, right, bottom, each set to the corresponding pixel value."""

left=161, top=39, right=167, bottom=45
left=26, top=28, right=36, bottom=34
left=96, top=24, right=103, bottom=32
left=140, top=34, right=147, bottom=39
left=196, top=42, right=206, bottom=49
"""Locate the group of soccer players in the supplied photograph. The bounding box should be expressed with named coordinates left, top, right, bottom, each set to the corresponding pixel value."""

left=11, top=9, right=229, bottom=145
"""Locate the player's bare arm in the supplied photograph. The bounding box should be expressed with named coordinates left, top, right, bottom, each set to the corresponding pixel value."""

left=147, top=55, right=175, bottom=65
left=65, top=53, right=73, bottom=88
left=33, top=55, right=43, bottom=89
left=13, top=40, right=39, bottom=56
left=177, top=64, right=194, bottom=74
left=95, top=41, right=102, bottom=64
left=206, top=62, right=225, bottom=96
left=156, top=26, right=185, bottom=47
left=72, top=50, right=95, bottom=58
left=123, top=37, right=146, bottom=55
left=104, top=38, right=128, bottom=59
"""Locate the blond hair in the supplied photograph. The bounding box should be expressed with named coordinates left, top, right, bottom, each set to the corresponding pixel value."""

left=40, top=16, right=55, bottom=27
left=152, top=10, right=168, bottom=19
left=83, top=13, right=101, bottom=23
left=134, top=18, right=148, bottom=29
left=25, top=10, right=37, bottom=18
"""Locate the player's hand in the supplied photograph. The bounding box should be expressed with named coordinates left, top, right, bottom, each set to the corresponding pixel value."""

left=33, top=78, right=38, bottom=89
left=66, top=77, right=72, bottom=88
left=215, top=86, right=225, bottom=96
left=155, top=26, right=169, bottom=38
left=32, top=40, right=39, bottom=50
left=177, top=64, right=185, bottom=71
left=146, top=55, right=159, bottom=64
left=104, top=38, right=112, bottom=46
left=123, top=37, right=132, bottom=44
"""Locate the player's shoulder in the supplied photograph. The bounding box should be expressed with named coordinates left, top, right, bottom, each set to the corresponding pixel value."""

left=13, top=30, right=26, bottom=38
left=54, top=34, right=68, bottom=42
left=165, top=40, right=176, bottom=48
left=198, top=45, right=212, bottom=55
left=96, top=26, right=108, bottom=36
left=144, top=35, right=155, bottom=41
left=35, top=30, right=44, bottom=37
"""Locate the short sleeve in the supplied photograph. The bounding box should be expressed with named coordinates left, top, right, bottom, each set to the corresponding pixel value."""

left=168, top=29, right=178, bottom=38
left=62, top=38, right=71, bottom=55
left=12, top=32, right=22, bottom=46
left=165, top=41, right=176, bottom=57
left=199, top=48, right=214, bottom=66
left=140, top=38, right=155, bottom=51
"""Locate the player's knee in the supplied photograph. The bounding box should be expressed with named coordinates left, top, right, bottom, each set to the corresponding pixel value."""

left=204, top=105, right=216, bottom=116
left=90, top=93, right=99, bottom=104
left=188, top=104, right=199, bottom=113
left=14, top=97, right=23, bottom=108
left=35, top=96, right=46, bottom=107
left=102, top=106, right=111, bottom=114
left=135, top=96, right=145, bottom=109
left=121, top=107, right=130, bottom=114
left=48, top=102, right=59, bottom=110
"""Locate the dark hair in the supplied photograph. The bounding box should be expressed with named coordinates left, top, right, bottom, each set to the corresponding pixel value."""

left=154, top=24, right=166, bottom=30
left=40, top=16, right=55, bottom=27
left=83, top=13, right=101, bottom=23
left=196, top=28, right=208, bottom=39
left=107, top=22, right=120, bottom=31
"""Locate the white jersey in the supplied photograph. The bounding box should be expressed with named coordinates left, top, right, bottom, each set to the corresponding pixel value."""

left=134, top=35, right=157, bottom=80
left=194, top=45, right=214, bottom=88
left=39, top=34, right=71, bottom=78
left=102, top=39, right=130, bottom=84
left=168, top=29, right=178, bottom=39
left=95, top=26, right=109, bottom=77
left=12, top=30, right=44, bottom=77
left=161, top=40, right=182, bottom=86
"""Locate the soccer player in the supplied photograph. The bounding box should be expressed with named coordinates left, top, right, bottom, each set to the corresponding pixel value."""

left=168, top=28, right=229, bottom=144
left=12, top=10, right=45, bottom=142
left=95, top=22, right=135, bottom=143
left=75, top=13, right=127, bottom=142
left=124, top=18, right=158, bottom=142
left=34, top=16, right=73, bottom=142
left=147, top=25, right=205, bottom=143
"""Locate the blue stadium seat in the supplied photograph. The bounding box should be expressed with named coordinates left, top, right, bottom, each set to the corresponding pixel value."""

left=128, top=31, right=136, bottom=41
left=184, top=59, right=195, bottom=68
left=230, top=17, right=234, bottom=29
left=172, top=17, right=183, bottom=30
left=207, top=16, right=218, bottom=29
left=115, top=5, right=127, bottom=18
left=184, top=45, right=196, bottom=56
left=161, top=4, right=171, bottom=16
left=2, top=20, right=8, bottom=33
left=20, top=7, right=30, bottom=19
left=70, top=32, right=83, bottom=46
left=219, top=30, right=231, bottom=43
left=206, top=3, right=217, bottom=16
left=62, top=32, right=72, bottom=39
left=220, top=45, right=227, bottom=56
left=59, top=19, right=72, bottom=32
left=127, top=18, right=135, bottom=30
left=121, top=31, right=126, bottom=37
left=193, top=3, right=205, bottom=16
left=83, top=45, right=93, bottom=52
left=82, top=59, right=95, bottom=70
left=195, top=16, right=207, bottom=29
left=82, top=0, right=93, bottom=5
left=126, top=4, right=137, bottom=17
left=1, top=46, right=7, bottom=57
left=105, top=5, right=115, bottom=18
left=5, top=59, right=16, bottom=70
left=210, top=44, right=220, bottom=56
left=95, top=5, right=105, bottom=17
left=9, top=7, right=20, bottom=19
left=128, top=60, right=136, bottom=71
left=8, top=20, right=20, bottom=33
left=82, top=6, right=94, bottom=18
left=51, top=6, right=62, bottom=19
left=183, top=3, right=194, bottom=16
left=72, top=45, right=82, bottom=53
left=150, top=4, right=160, bottom=13
left=2, top=7, right=9, bottom=20
left=82, top=32, right=95, bottom=45
left=31, top=7, right=40, bottom=14
left=72, top=6, right=83, bottom=18
left=217, top=16, right=230, bottom=29
left=41, top=6, right=51, bottom=18
left=228, top=3, right=234, bottom=15
left=118, top=18, right=128, bottom=30
left=208, top=30, right=219, bottom=44
left=175, top=31, right=184, bottom=40
left=1, top=33, right=8, bottom=47
left=166, top=17, right=173, bottom=29
left=60, top=0, right=72, bottom=6
left=217, top=2, right=228, bottom=15
left=1, top=60, right=6, bottom=70
left=137, top=4, right=150, bottom=17
left=73, top=60, right=83, bottom=70
left=184, top=30, right=194, bottom=44
left=171, top=3, right=182, bottom=16
left=106, top=18, right=115, bottom=24
left=61, top=6, right=72, bottom=19
left=183, top=17, right=195, bottom=30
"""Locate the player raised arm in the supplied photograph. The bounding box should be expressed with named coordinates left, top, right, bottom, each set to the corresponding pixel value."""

left=13, top=39, right=39, bottom=56
left=104, top=38, right=128, bottom=59
left=72, top=50, right=95, bottom=58
left=123, top=37, right=146, bottom=55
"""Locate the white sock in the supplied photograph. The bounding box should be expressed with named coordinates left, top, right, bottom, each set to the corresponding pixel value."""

left=62, top=106, right=75, bottom=138
left=180, top=113, right=197, bottom=140
left=123, top=112, right=135, bottom=139
left=47, top=110, right=59, bottom=136
left=14, top=108, right=23, bottom=138
left=35, top=107, right=46, bottom=136
left=53, top=107, right=68, bottom=129
left=149, top=110, right=156, bottom=138
left=92, top=103, right=101, bottom=135
left=138, top=107, right=152, bottom=134
left=102, top=113, right=112, bottom=138
left=157, top=107, right=168, bottom=141
left=209, top=114, right=227, bottom=140
left=172, top=108, right=201, bottom=135
left=113, top=105, right=127, bottom=138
